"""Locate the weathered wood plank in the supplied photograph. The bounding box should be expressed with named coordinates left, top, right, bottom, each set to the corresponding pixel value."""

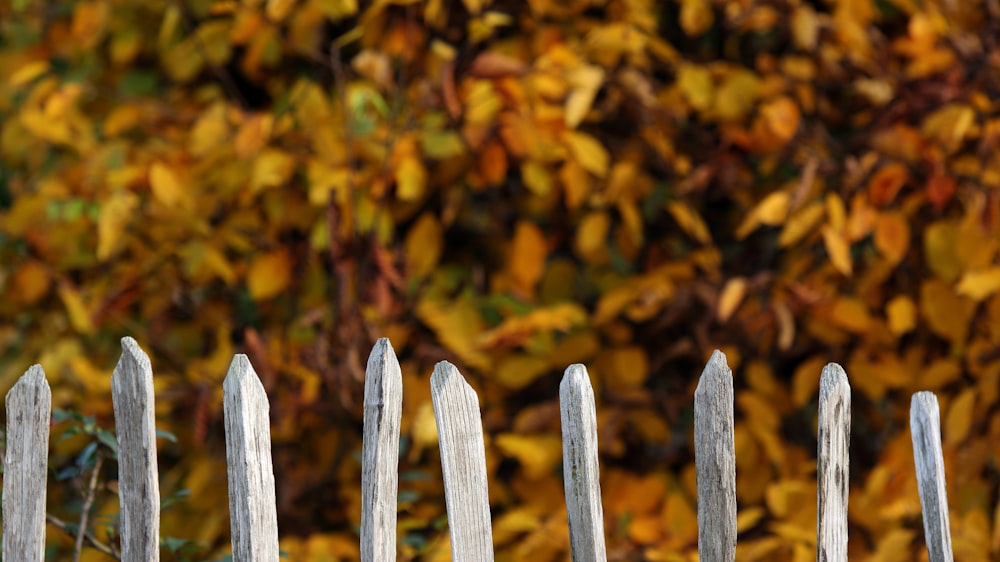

left=430, top=361, right=494, bottom=561
left=694, top=350, right=736, bottom=562
left=911, top=392, right=954, bottom=562
left=112, top=337, right=161, bottom=561
left=816, top=363, right=850, bottom=562
left=3, top=365, right=52, bottom=562
left=360, top=338, right=403, bottom=562
left=560, top=364, right=607, bottom=562
left=224, top=354, right=280, bottom=562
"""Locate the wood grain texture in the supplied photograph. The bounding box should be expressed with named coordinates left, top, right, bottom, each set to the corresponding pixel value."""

left=694, top=350, right=736, bottom=562
left=559, top=364, right=607, bottom=562
left=910, top=392, right=954, bottom=562
left=224, top=354, right=280, bottom=562
left=112, top=337, right=161, bottom=561
left=360, top=338, right=403, bottom=562
left=2, top=365, right=51, bottom=562
left=430, top=361, right=494, bottom=561
left=816, top=363, right=850, bottom=562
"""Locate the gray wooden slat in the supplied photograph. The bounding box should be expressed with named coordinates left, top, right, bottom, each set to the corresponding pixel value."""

left=430, top=361, right=494, bottom=561
left=816, top=363, right=850, bottom=562
left=360, top=338, right=403, bottom=562
left=559, top=364, right=607, bottom=562
left=224, top=354, right=279, bottom=562
left=910, top=392, right=954, bottom=562
left=2, top=365, right=51, bottom=562
left=112, top=337, right=161, bottom=561
left=694, top=350, right=736, bottom=562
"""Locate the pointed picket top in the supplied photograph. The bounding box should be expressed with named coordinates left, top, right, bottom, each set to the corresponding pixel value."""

left=431, top=361, right=494, bottom=562
left=560, top=364, right=607, bottom=562
left=817, top=363, right=850, bottom=562
left=3, top=365, right=52, bottom=562
left=224, top=354, right=280, bottom=562
left=694, top=350, right=736, bottom=562
left=911, top=392, right=954, bottom=562
left=112, top=337, right=161, bottom=562
left=361, top=338, right=403, bottom=562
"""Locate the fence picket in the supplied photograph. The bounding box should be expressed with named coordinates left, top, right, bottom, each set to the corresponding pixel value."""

left=431, top=361, right=494, bottom=561
left=360, top=338, right=403, bottom=562
left=224, top=354, right=280, bottom=562
left=112, top=337, right=161, bottom=561
left=694, top=350, right=736, bottom=562
left=2, top=365, right=51, bottom=562
left=816, top=363, right=850, bottom=562
left=559, top=364, right=607, bottom=562
left=910, top=392, right=954, bottom=562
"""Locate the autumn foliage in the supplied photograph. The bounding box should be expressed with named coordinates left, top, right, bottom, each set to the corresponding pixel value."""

left=2, top=0, right=1000, bottom=559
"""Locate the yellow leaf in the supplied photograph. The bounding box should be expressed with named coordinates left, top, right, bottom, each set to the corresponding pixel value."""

left=944, top=388, right=975, bottom=445
left=575, top=211, right=610, bottom=264
left=409, top=400, right=438, bottom=457
left=736, top=191, right=789, bottom=238
left=924, top=220, right=962, bottom=282
left=521, top=161, right=552, bottom=196
left=778, top=201, right=824, bottom=247
left=717, top=277, right=747, bottom=322
left=247, top=250, right=292, bottom=301
left=251, top=149, right=295, bottom=192
left=11, top=61, right=49, bottom=87
left=461, top=0, right=483, bottom=14
left=494, top=434, right=562, bottom=480
left=923, top=103, right=975, bottom=153
left=395, top=156, right=427, bottom=201
left=920, top=279, right=973, bottom=344
left=822, top=226, right=852, bottom=275
left=886, top=295, right=916, bottom=336
left=714, top=69, right=761, bottom=122
left=494, top=354, right=550, bottom=390
left=791, top=6, right=818, bottom=50
left=565, top=64, right=604, bottom=128
left=59, top=283, right=95, bottom=335
left=826, top=192, right=846, bottom=232
left=677, top=64, right=713, bottom=112
left=830, top=296, right=871, bottom=333
left=756, top=192, right=790, bottom=225
left=956, top=267, right=1000, bottom=301
left=265, top=0, right=296, bottom=21
left=666, top=201, right=712, bottom=244
left=564, top=131, right=609, bottom=177
left=149, top=162, right=191, bottom=209
left=679, top=0, right=713, bottom=36
left=874, top=211, right=910, bottom=265
left=415, top=295, right=491, bottom=370
left=508, top=221, right=547, bottom=296
left=559, top=160, right=591, bottom=209
left=97, top=191, right=138, bottom=260
left=600, top=346, right=649, bottom=391
left=404, top=213, right=443, bottom=279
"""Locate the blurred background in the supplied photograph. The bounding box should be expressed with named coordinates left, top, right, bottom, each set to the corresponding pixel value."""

left=1, top=0, right=999, bottom=559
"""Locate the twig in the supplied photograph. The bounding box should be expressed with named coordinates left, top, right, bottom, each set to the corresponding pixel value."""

left=47, top=513, right=120, bottom=559
left=75, top=454, right=105, bottom=562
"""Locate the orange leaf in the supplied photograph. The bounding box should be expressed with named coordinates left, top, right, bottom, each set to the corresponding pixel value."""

left=830, top=296, right=871, bottom=333
left=508, top=221, right=547, bottom=297
left=760, top=96, right=801, bottom=143
left=926, top=172, right=956, bottom=211
left=873, top=211, right=910, bottom=264
left=886, top=295, right=916, bottom=336
left=868, top=162, right=908, bottom=206
left=944, top=389, right=975, bottom=445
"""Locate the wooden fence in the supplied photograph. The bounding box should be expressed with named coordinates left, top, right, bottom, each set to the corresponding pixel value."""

left=1, top=337, right=955, bottom=561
